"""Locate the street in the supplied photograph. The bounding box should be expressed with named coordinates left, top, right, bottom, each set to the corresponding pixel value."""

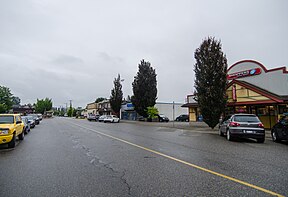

left=1, top=117, right=287, bottom=197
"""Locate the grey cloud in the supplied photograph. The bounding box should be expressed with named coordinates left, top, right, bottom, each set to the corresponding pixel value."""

left=51, top=54, right=84, bottom=65
left=0, top=0, right=287, bottom=107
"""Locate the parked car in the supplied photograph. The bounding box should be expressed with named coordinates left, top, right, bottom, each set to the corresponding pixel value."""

left=98, top=115, right=107, bottom=122
left=27, top=114, right=40, bottom=125
left=176, top=114, right=189, bottom=122
left=87, top=114, right=99, bottom=121
left=21, top=116, right=31, bottom=134
left=25, top=116, right=36, bottom=128
left=137, top=116, right=145, bottom=121
left=271, top=115, right=288, bottom=142
left=104, top=115, right=120, bottom=123
left=37, top=113, right=43, bottom=121
left=157, top=114, right=169, bottom=122
left=0, top=114, right=25, bottom=148
left=219, top=114, right=265, bottom=143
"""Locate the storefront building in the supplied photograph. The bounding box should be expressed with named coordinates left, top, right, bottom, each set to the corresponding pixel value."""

left=183, top=60, right=288, bottom=129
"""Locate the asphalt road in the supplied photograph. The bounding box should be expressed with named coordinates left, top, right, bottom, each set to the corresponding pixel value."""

left=0, top=117, right=287, bottom=197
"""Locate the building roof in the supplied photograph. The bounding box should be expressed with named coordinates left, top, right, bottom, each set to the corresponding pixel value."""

left=227, top=60, right=288, bottom=96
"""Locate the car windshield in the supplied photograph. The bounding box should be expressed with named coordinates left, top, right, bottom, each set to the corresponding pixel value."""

left=0, top=116, right=14, bottom=124
left=234, top=115, right=259, bottom=122
left=26, top=116, right=34, bottom=121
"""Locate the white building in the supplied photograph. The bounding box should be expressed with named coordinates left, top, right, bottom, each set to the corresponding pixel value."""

left=155, top=102, right=188, bottom=121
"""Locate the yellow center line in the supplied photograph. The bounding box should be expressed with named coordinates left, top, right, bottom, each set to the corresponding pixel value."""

left=70, top=121, right=284, bottom=197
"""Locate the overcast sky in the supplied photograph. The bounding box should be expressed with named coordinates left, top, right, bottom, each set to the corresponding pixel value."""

left=0, top=0, right=287, bottom=108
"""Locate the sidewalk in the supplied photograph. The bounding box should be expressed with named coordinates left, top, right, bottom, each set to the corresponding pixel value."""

left=120, top=120, right=272, bottom=138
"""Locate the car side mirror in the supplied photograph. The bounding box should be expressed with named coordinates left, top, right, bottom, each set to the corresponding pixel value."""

left=16, top=120, right=22, bottom=124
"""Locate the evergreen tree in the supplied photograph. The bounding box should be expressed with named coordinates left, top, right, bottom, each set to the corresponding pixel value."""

left=131, top=59, right=157, bottom=117
left=194, top=37, right=227, bottom=129
left=110, top=74, right=123, bottom=116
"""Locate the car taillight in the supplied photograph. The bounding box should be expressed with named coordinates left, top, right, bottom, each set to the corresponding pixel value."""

left=229, top=122, right=240, bottom=127
left=258, top=123, right=264, bottom=128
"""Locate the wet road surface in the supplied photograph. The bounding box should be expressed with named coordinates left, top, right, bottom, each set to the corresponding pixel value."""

left=1, top=117, right=287, bottom=196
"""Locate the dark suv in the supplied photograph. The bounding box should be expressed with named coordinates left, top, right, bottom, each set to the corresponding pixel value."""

left=176, top=114, right=189, bottom=122
left=271, top=115, right=288, bottom=142
left=157, top=114, right=169, bottom=122
left=219, top=114, right=265, bottom=143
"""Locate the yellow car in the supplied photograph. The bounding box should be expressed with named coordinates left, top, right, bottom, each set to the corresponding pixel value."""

left=0, top=114, right=25, bottom=148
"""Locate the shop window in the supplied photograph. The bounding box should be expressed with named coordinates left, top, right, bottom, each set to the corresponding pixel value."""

left=257, top=107, right=268, bottom=116
left=235, top=106, right=247, bottom=113
left=269, top=106, right=276, bottom=115
left=279, top=105, right=288, bottom=114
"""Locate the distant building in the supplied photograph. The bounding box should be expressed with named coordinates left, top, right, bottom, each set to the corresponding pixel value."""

left=155, top=102, right=188, bottom=121
left=98, top=99, right=112, bottom=115
left=12, top=104, right=35, bottom=115
left=120, top=101, right=187, bottom=121
left=86, top=102, right=98, bottom=115
left=85, top=99, right=113, bottom=117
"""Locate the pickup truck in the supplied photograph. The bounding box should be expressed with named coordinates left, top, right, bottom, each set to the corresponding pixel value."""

left=0, top=114, right=25, bottom=148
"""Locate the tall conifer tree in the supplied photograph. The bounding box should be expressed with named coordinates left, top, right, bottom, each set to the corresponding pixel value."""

left=132, top=59, right=157, bottom=117
left=110, top=74, right=123, bottom=116
left=194, top=37, right=227, bottom=129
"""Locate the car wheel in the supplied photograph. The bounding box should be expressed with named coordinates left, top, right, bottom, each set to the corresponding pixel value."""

left=24, top=127, right=28, bottom=135
left=18, top=130, right=24, bottom=140
left=257, top=138, right=265, bottom=143
left=226, top=129, right=233, bottom=141
left=219, top=128, right=224, bottom=136
left=8, top=134, right=16, bottom=148
left=271, top=130, right=280, bottom=142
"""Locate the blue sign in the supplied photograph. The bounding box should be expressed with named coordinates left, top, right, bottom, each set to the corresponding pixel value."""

left=127, top=103, right=134, bottom=108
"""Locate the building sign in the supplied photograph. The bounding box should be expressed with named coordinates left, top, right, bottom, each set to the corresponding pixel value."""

left=122, top=103, right=134, bottom=111
left=228, top=68, right=262, bottom=80
left=232, top=85, right=237, bottom=101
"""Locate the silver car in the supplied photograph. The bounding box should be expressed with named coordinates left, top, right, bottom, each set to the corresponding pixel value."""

left=219, top=114, right=265, bottom=143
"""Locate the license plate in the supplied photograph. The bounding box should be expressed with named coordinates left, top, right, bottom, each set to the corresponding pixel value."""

left=245, top=130, right=254, bottom=134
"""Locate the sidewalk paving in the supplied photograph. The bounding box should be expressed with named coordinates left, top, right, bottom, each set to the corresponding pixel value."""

left=120, top=120, right=272, bottom=138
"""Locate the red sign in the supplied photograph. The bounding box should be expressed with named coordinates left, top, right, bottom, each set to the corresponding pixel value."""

left=232, top=85, right=237, bottom=101
left=228, top=68, right=261, bottom=80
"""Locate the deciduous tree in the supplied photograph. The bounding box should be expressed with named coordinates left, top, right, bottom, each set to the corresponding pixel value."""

left=0, top=85, right=14, bottom=113
left=95, top=97, right=105, bottom=103
left=35, top=98, right=53, bottom=114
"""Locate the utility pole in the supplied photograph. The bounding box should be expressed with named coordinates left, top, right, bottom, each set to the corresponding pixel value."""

left=64, top=103, right=68, bottom=114
left=173, top=101, right=175, bottom=128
